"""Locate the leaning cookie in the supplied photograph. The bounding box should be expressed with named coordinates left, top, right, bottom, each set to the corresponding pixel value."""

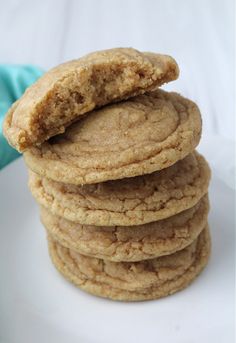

left=24, top=89, right=201, bottom=184
left=3, top=48, right=178, bottom=152
left=41, top=195, right=209, bottom=262
left=29, top=151, right=210, bottom=226
left=48, top=226, right=211, bottom=301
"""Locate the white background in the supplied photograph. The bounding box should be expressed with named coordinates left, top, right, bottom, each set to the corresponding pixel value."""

left=0, top=0, right=234, bottom=140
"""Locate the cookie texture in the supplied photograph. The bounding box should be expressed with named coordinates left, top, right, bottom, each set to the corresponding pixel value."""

left=24, top=89, right=202, bottom=184
left=41, top=195, right=209, bottom=262
left=3, top=48, right=178, bottom=152
left=48, top=227, right=210, bottom=301
left=29, top=151, right=210, bottom=226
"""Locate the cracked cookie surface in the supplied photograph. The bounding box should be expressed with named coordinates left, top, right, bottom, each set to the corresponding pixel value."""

left=41, top=195, right=209, bottom=262
left=48, top=226, right=210, bottom=301
left=24, top=89, right=202, bottom=184
left=29, top=151, right=210, bottom=226
left=3, top=48, right=178, bottom=152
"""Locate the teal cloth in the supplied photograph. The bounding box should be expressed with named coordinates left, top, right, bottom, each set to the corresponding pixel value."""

left=0, top=65, right=44, bottom=169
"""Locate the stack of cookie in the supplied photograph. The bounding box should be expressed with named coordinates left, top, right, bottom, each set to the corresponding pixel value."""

left=3, top=48, right=211, bottom=301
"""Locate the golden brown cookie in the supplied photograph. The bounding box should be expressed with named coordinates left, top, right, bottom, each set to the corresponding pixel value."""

left=29, top=151, right=210, bottom=226
left=48, top=226, right=210, bottom=301
left=3, top=48, right=178, bottom=152
left=41, top=195, right=209, bottom=262
left=24, top=89, right=202, bottom=185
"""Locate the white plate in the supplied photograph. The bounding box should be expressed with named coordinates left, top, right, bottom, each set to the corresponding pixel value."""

left=0, top=157, right=234, bottom=343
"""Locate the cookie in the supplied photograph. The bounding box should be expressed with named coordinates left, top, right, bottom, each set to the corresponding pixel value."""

left=24, top=89, right=202, bottom=184
left=41, top=195, right=209, bottom=262
left=3, top=48, right=179, bottom=152
left=48, top=226, right=210, bottom=301
left=29, top=151, right=210, bottom=226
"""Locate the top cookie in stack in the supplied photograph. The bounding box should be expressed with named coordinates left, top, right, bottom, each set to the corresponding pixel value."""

left=3, top=48, right=211, bottom=302
left=3, top=48, right=179, bottom=152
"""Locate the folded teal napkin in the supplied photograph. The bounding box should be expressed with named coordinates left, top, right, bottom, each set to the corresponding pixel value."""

left=0, top=65, right=44, bottom=169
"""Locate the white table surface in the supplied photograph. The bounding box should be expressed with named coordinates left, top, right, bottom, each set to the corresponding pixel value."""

left=0, top=0, right=234, bottom=140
